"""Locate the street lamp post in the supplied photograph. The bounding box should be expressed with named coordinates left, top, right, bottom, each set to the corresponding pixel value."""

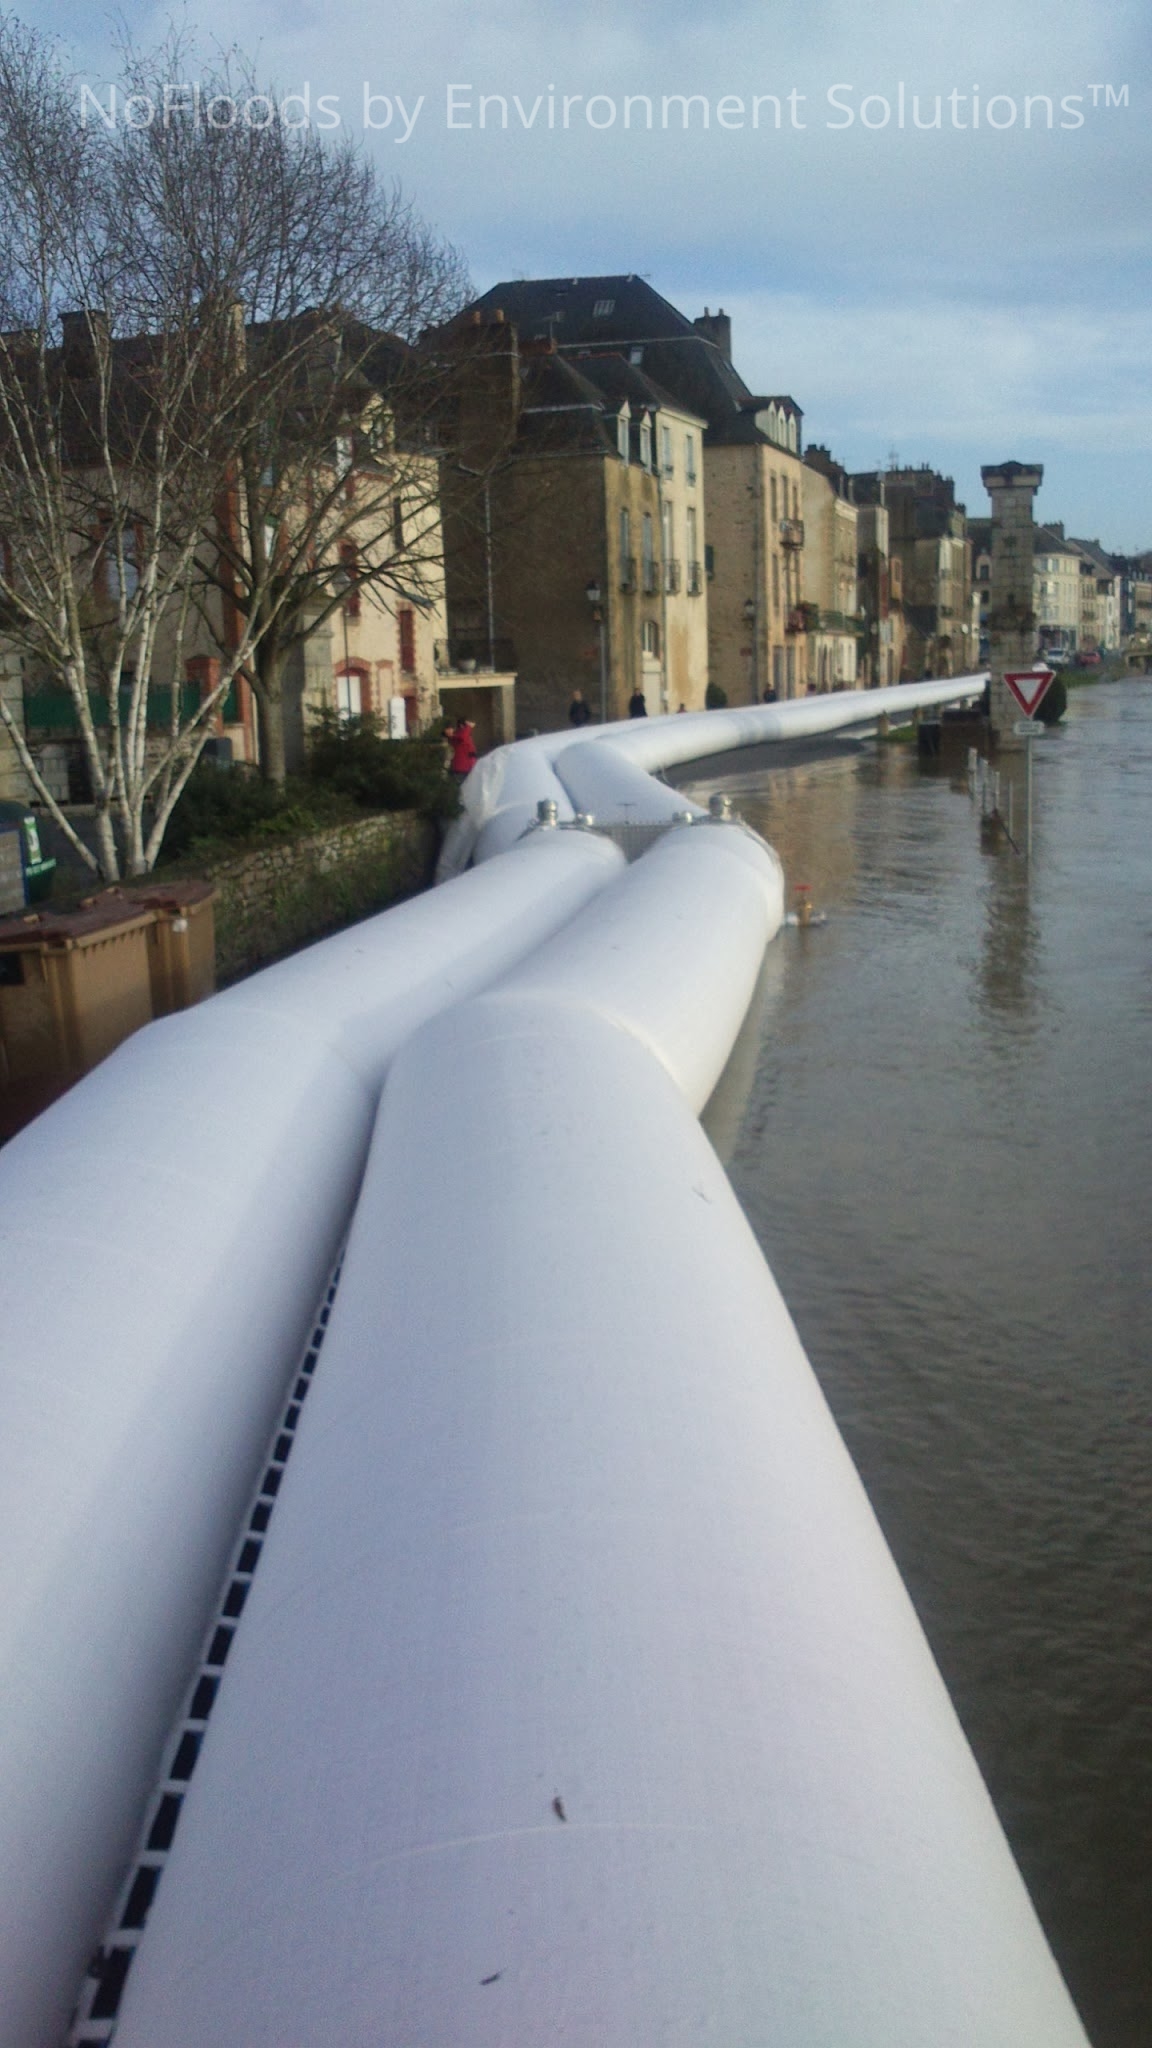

left=585, top=579, right=608, bottom=723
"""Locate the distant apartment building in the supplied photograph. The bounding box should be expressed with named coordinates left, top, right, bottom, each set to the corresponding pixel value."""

left=853, top=467, right=973, bottom=678
left=1030, top=525, right=1083, bottom=653
left=453, top=278, right=811, bottom=701
left=1068, top=538, right=1120, bottom=653
left=704, top=391, right=807, bottom=702
left=801, top=447, right=859, bottom=690
left=571, top=352, right=709, bottom=714
left=1110, top=552, right=1152, bottom=648
left=854, top=494, right=905, bottom=687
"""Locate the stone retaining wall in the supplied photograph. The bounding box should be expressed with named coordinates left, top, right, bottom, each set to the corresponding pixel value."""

left=207, top=810, right=437, bottom=983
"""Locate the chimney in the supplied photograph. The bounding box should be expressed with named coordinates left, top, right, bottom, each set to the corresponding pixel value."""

left=60, top=309, right=110, bottom=375
left=693, top=307, right=732, bottom=361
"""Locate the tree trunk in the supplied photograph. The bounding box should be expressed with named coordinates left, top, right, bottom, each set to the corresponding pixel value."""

left=254, top=646, right=288, bottom=787
left=257, top=687, right=287, bottom=786
left=92, top=800, right=121, bottom=882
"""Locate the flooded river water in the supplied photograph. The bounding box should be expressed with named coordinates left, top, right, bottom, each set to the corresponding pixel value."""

left=687, top=681, right=1152, bottom=2048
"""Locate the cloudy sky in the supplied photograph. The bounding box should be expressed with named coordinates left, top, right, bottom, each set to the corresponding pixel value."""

left=32, top=0, right=1152, bottom=548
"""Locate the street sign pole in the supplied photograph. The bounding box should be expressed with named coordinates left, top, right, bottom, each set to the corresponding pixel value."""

left=1027, top=728, right=1033, bottom=858
left=1004, top=671, right=1054, bottom=862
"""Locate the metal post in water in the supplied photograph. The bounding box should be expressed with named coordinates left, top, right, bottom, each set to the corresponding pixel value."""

left=1026, top=734, right=1033, bottom=859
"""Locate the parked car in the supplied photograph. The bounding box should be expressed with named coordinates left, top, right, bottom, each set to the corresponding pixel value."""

left=1043, top=648, right=1070, bottom=669
left=1074, top=651, right=1102, bottom=668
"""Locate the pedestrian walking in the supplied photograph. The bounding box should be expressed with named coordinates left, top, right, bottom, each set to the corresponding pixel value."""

left=628, top=687, right=647, bottom=718
left=568, top=689, right=592, bottom=727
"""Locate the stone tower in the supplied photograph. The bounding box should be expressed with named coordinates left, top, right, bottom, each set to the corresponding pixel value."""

left=981, top=461, right=1043, bottom=747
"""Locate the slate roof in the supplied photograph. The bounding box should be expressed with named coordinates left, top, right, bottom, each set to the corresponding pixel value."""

left=1034, top=525, right=1081, bottom=558
left=456, top=276, right=797, bottom=448
left=567, top=350, right=705, bottom=426
left=1068, top=536, right=1117, bottom=578
left=514, top=351, right=620, bottom=457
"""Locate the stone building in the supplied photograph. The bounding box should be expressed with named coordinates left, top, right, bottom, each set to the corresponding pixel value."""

left=451, top=277, right=811, bottom=701
left=801, top=447, right=859, bottom=690
left=435, top=315, right=708, bottom=730
left=1067, top=538, right=1121, bottom=653
left=854, top=496, right=905, bottom=687
left=1031, top=524, right=1083, bottom=655
left=853, top=467, right=973, bottom=678
left=1110, top=551, right=1152, bottom=651
left=703, top=398, right=807, bottom=702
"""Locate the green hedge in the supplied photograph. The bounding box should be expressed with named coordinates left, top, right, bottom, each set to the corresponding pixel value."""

left=306, top=710, right=460, bottom=819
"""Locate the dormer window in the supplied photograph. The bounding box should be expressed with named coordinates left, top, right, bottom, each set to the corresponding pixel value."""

left=593, top=298, right=615, bottom=317
left=787, top=414, right=798, bottom=453
left=639, top=417, right=652, bottom=469
left=617, top=411, right=630, bottom=462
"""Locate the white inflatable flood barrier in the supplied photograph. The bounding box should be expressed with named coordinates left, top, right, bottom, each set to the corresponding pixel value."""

left=440, top=676, right=988, bottom=874
left=0, top=829, right=624, bottom=2048
left=112, top=815, right=1088, bottom=2046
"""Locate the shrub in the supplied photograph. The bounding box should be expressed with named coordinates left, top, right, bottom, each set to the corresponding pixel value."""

left=306, top=709, right=460, bottom=819
left=705, top=681, right=728, bottom=709
left=163, top=762, right=354, bottom=858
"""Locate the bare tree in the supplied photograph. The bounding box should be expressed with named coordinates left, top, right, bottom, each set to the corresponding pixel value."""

left=112, top=37, right=473, bottom=784
left=0, top=19, right=288, bottom=875
left=0, top=23, right=473, bottom=874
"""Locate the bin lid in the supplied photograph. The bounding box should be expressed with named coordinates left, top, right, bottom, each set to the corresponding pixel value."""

left=0, top=898, right=157, bottom=952
left=86, top=879, right=216, bottom=913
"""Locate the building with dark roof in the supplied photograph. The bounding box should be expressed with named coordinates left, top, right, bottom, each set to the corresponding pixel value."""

left=447, top=278, right=812, bottom=700
left=434, top=314, right=710, bottom=728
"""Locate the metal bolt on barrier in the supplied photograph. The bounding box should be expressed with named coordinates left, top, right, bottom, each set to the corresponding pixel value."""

left=536, top=799, right=559, bottom=827
left=708, top=793, right=734, bottom=821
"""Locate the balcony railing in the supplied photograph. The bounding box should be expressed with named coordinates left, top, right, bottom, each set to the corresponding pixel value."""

left=619, top=555, right=636, bottom=593
left=642, top=557, right=660, bottom=595
left=780, top=518, right=805, bottom=549
left=807, top=608, right=862, bottom=634
left=665, top=558, right=681, bottom=594
left=443, top=635, right=517, bottom=673
left=687, top=560, right=703, bottom=596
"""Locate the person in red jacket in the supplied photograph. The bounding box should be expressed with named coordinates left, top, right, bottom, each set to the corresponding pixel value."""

left=447, top=716, right=477, bottom=780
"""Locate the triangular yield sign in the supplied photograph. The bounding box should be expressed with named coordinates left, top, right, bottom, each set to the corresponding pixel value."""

left=1003, top=669, right=1055, bottom=717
